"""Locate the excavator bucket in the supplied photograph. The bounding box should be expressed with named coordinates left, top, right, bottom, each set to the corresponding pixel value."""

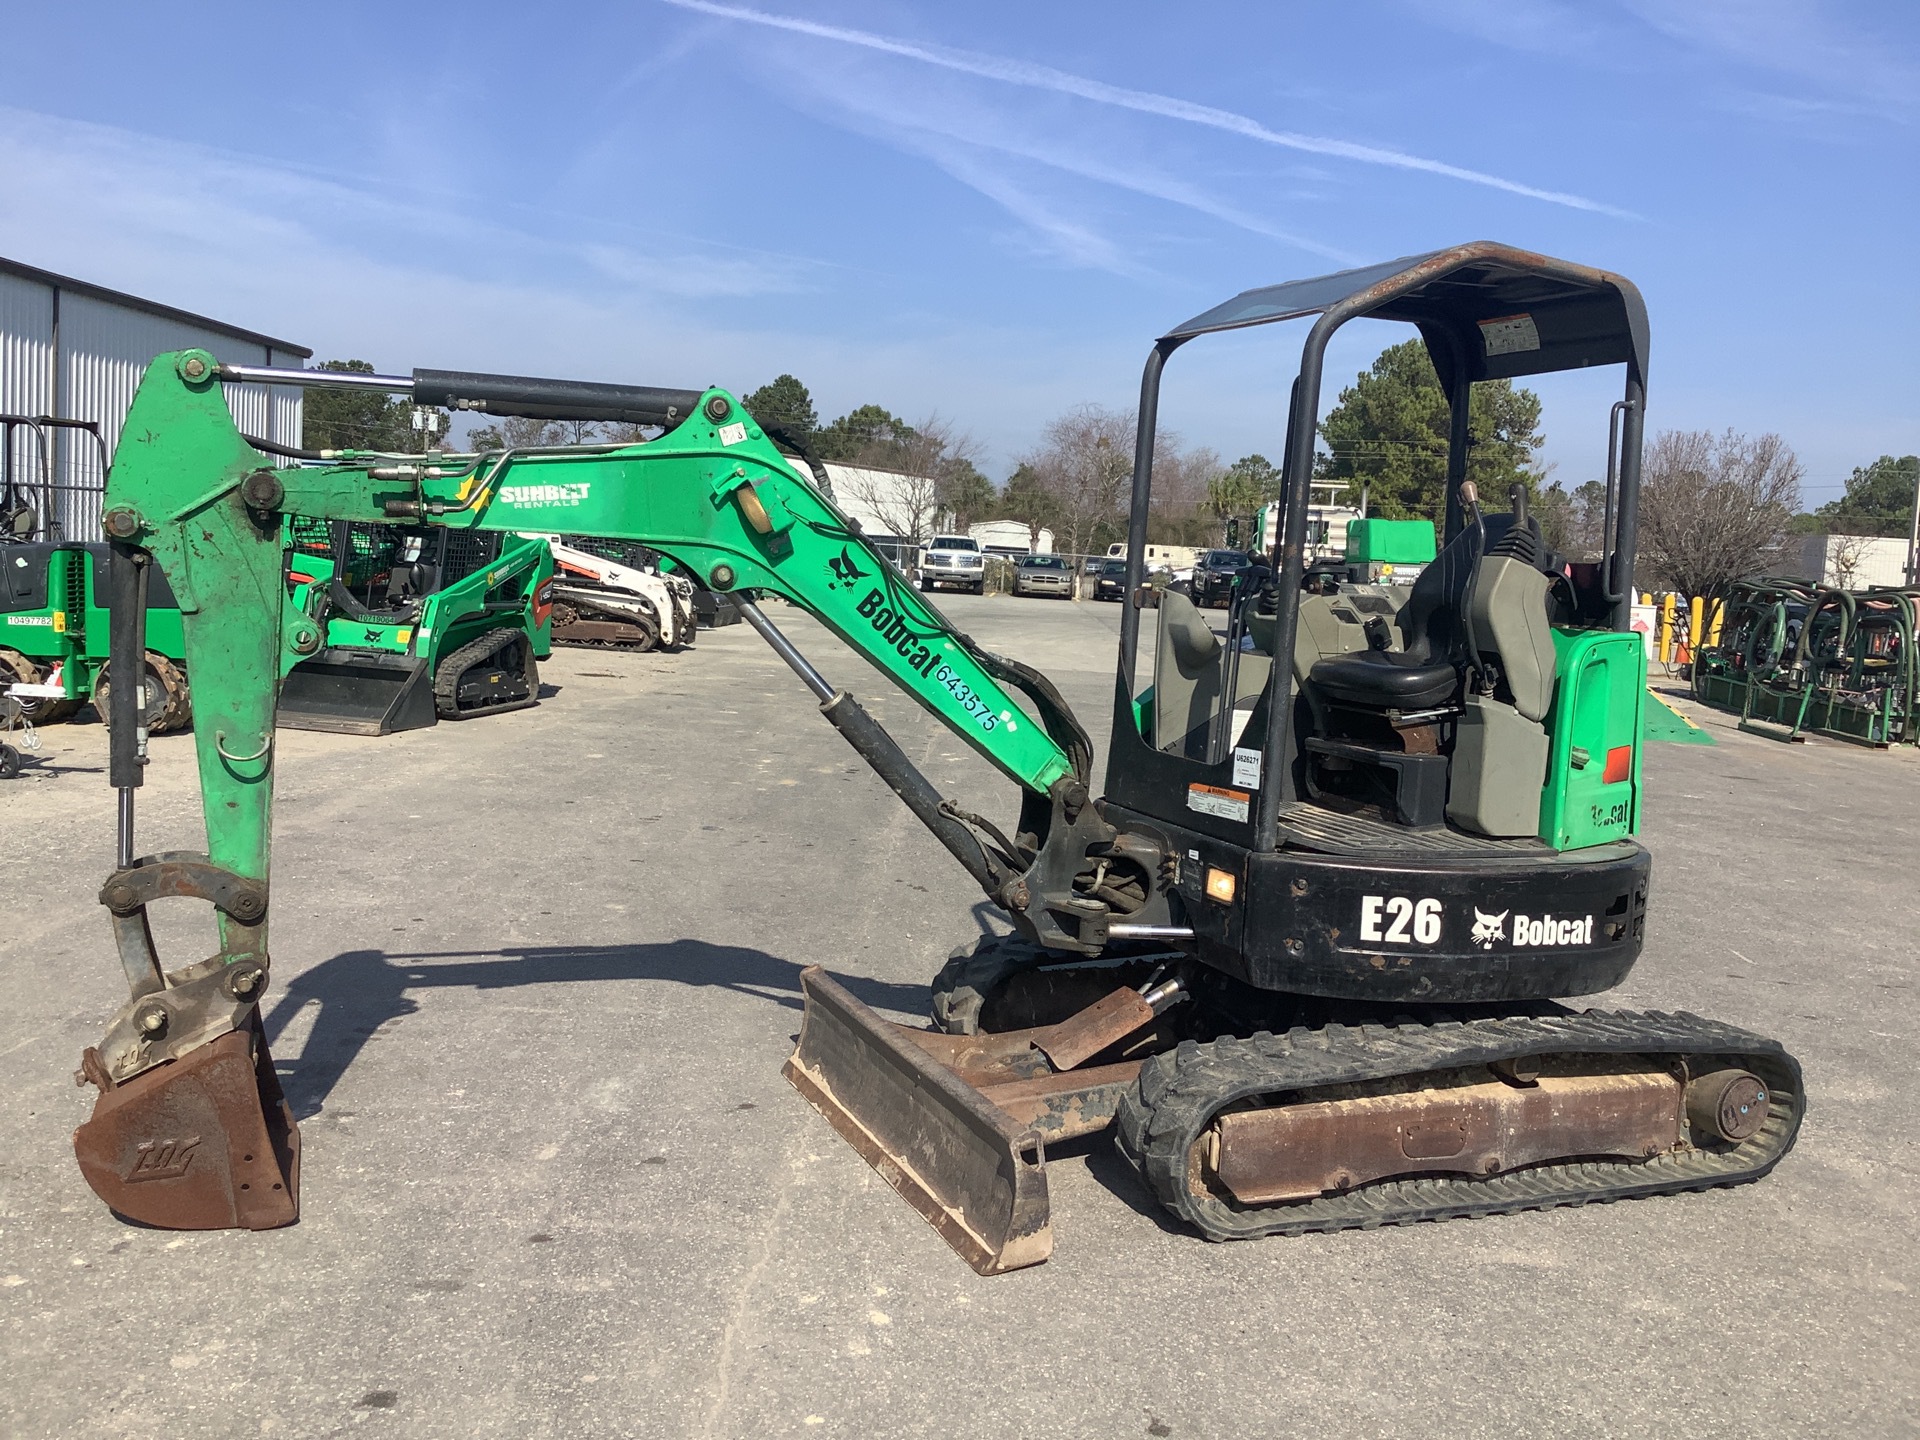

left=785, top=967, right=1053, bottom=1274
left=276, top=650, right=436, bottom=735
left=73, top=1018, right=300, bottom=1230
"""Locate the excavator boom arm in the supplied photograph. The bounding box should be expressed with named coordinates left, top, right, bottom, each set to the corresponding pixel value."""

left=73, top=350, right=1109, bottom=1238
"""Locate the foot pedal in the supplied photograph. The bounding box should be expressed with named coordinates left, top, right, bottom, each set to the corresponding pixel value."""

left=73, top=1019, right=300, bottom=1230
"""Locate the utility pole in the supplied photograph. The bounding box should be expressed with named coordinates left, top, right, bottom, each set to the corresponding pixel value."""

left=1906, top=455, right=1920, bottom=587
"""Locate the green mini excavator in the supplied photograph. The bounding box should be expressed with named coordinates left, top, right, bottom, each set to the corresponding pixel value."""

left=71, top=244, right=1801, bottom=1270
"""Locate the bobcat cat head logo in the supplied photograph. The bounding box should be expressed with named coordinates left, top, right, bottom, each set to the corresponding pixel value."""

left=827, top=547, right=868, bottom=590
left=1471, top=907, right=1508, bottom=950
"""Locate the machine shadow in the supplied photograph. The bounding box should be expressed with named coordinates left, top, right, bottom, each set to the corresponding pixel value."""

left=262, top=940, right=929, bottom=1119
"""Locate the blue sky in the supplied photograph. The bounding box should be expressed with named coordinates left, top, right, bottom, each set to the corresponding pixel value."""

left=1, top=1, right=1914, bottom=503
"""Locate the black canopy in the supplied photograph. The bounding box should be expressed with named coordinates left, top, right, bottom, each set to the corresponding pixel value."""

left=1164, top=241, right=1648, bottom=388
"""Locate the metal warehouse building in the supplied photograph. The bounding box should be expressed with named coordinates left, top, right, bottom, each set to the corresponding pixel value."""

left=0, top=257, right=309, bottom=542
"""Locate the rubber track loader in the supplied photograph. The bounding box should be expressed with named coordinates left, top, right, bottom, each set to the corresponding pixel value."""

left=541, top=535, right=697, bottom=653
left=279, top=518, right=555, bottom=734
left=71, top=244, right=1801, bottom=1270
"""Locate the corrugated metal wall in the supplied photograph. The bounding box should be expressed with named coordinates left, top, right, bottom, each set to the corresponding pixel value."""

left=1, top=273, right=57, bottom=536
left=0, top=274, right=303, bottom=542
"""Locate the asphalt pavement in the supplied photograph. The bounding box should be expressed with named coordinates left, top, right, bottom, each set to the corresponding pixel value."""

left=1, top=591, right=1915, bottom=1438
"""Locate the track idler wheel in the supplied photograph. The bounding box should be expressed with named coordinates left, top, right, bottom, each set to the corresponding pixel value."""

left=73, top=1013, right=300, bottom=1230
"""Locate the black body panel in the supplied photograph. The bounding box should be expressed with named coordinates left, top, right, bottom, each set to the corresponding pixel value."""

left=1104, top=801, right=1649, bottom=1004
left=0, top=542, right=56, bottom=612
left=84, top=543, right=179, bottom=611
left=1103, top=673, right=1277, bottom=847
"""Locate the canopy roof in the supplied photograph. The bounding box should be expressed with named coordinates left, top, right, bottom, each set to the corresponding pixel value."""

left=1164, top=241, right=1648, bottom=387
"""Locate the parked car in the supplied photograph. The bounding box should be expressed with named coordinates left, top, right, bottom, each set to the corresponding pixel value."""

left=1188, top=548, right=1251, bottom=608
left=1091, top=557, right=1128, bottom=602
left=917, top=534, right=986, bottom=594
left=1013, top=553, right=1075, bottom=599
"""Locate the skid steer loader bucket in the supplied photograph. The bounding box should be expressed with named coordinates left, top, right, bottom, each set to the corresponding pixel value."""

left=73, top=1016, right=300, bottom=1230
left=276, top=648, right=436, bottom=735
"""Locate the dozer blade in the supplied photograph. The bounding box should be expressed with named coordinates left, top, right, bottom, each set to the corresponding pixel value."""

left=74, top=1019, right=300, bottom=1231
left=276, top=648, right=436, bottom=735
left=785, top=966, right=1052, bottom=1275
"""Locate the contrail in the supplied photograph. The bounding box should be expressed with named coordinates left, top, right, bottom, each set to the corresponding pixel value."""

left=661, top=0, right=1634, bottom=219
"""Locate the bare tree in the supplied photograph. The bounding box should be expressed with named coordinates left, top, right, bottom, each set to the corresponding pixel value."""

left=1537, top=477, right=1608, bottom=560
left=1636, top=429, right=1802, bottom=599
left=831, top=415, right=982, bottom=545
left=1150, top=440, right=1224, bottom=545
left=468, top=415, right=620, bottom=449
left=1023, top=405, right=1137, bottom=561
left=1828, top=532, right=1873, bottom=588
left=831, top=464, right=944, bottom=545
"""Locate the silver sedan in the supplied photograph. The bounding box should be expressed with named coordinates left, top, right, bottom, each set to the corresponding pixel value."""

left=1013, top=555, right=1075, bottom=599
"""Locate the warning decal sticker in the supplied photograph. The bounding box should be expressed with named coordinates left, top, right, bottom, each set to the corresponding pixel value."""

left=1478, top=313, right=1541, bottom=357
left=1187, top=783, right=1251, bottom=824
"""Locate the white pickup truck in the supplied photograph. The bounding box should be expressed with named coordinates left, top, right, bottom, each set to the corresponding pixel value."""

left=916, top=534, right=987, bottom=594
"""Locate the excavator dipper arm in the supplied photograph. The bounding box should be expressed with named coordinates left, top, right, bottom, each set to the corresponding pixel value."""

left=74, top=352, right=1129, bottom=1257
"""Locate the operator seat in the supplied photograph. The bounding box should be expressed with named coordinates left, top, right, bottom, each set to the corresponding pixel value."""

left=1310, top=499, right=1559, bottom=708
left=1306, top=520, right=1489, bottom=711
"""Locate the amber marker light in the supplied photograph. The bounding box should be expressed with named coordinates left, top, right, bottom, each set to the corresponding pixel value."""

left=1206, top=868, right=1237, bottom=904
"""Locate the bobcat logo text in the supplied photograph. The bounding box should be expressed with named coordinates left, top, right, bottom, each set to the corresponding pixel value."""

left=854, top=588, right=996, bottom=731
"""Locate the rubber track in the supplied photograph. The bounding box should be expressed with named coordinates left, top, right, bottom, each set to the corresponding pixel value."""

left=551, top=590, right=661, bottom=652
left=432, top=628, right=536, bottom=720
left=1113, top=1010, right=1803, bottom=1242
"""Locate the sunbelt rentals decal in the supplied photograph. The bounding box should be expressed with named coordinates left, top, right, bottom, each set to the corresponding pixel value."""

left=497, top=482, right=591, bottom=508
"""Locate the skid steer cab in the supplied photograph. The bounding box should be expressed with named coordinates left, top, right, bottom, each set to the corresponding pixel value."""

left=281, top=519, right=554, bottom=734
left=72, top=244, right=1799, bottom=1275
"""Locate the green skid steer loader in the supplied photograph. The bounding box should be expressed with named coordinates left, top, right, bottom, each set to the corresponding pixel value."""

left=280, top=519, right=555, bottom=734
left=0, top=540, right=192, bottom=732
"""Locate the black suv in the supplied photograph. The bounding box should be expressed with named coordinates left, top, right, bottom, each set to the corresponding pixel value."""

left=1189, top=549, right=1250, bottom=608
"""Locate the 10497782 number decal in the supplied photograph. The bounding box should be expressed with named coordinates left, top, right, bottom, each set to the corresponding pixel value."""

left=1359, top=894, right=1443, bottom=946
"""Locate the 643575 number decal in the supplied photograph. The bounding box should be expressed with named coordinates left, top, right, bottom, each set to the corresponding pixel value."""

left=931, top=663, right=997, bottom=731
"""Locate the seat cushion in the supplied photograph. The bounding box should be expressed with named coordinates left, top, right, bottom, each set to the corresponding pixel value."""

left=1310, top=650, right=1458, bottom=709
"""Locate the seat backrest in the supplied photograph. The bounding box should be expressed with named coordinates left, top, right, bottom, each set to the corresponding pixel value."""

left=1153, top=590, right=1223, bottom=757
left=1468, top=556, right=1557, bottom=720
left=1396, top=513, right=1540, bottom=656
